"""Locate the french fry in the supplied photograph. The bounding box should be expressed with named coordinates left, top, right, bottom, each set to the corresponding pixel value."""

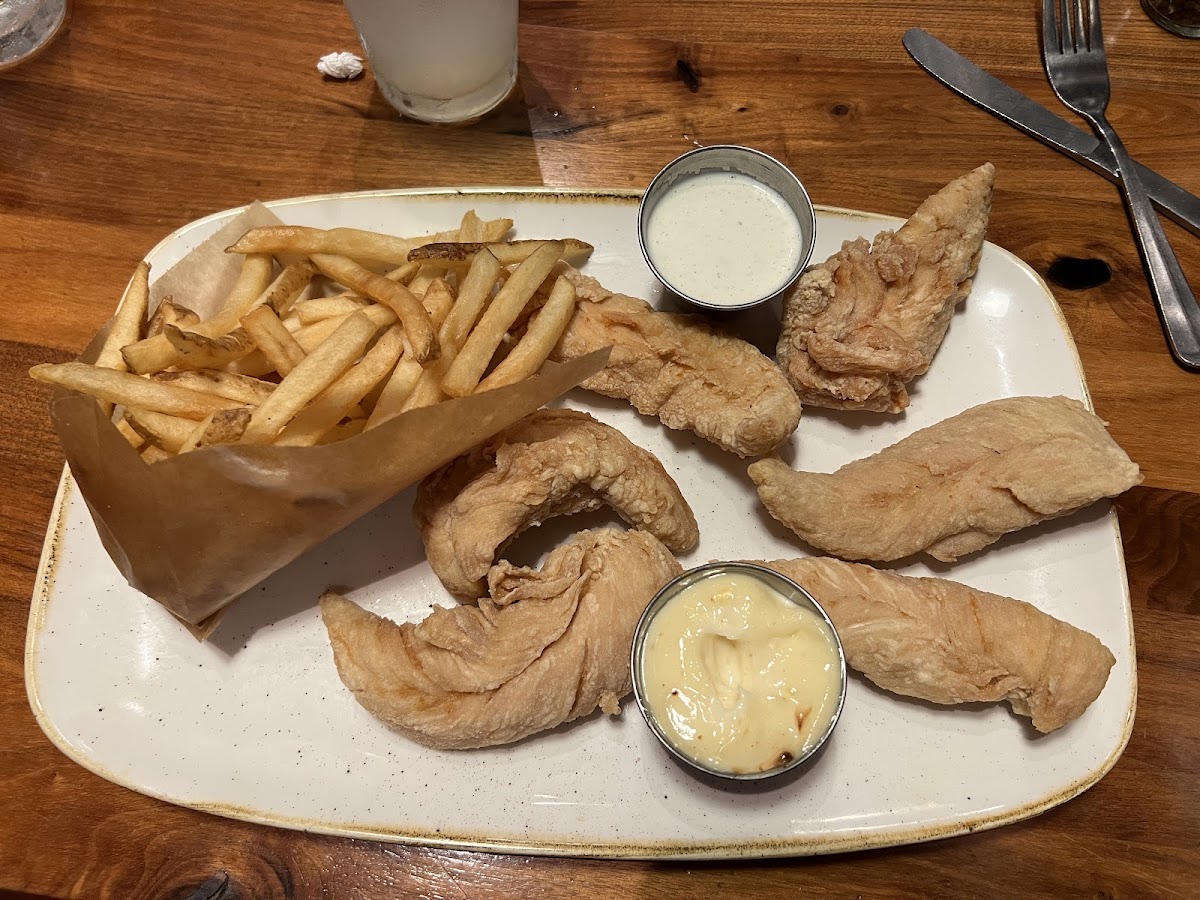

left=124, top=407, right=197, bottom=452
left=439, top=248, right=502, bottom=352
left=122, top=253, right=273, bottom=374
left=317, top=418, right=366, bottom=444
left=402, top=209, right=488, bottom=302
left=241, top=306, right=306, bottom=375
left=239, top=295, right=390, bottom=367
left=141, top=444, right=173, bottom=464
left=240, top=311, right=379, bottom=444
left=480, top=216, right=514, bottom=241
left=145, top=298, right=200, bottom=339
left=458, top=209, right=487, bottom=242
left=293, top=295, right=369, bottom=325
left=205, top=253, right=276, bottom=331
left=199, top=407, right=252, bottom=447
left=408, top=239, right=593, bottom=267
left=311, top=254, right=437, bottom=362
left=475, top=276, right=577, bottom=392
left=361, top=303, right=401, bottom=329
left=421, top=277, right=456, bottom=329
left=398, top=366, right=445, bottom=413
left=275, top=326, right=406, bottom=447
left=440, top=241, right=564, bottom=398
left=115, top=416, right=145, bottom=450
left=286, top=304, right=398, bottom=356
left=164, top=324, right=258, bottom=370
left=30, top=362, right=241, bottom=420
left=407, top=266, right=443, bottom=298
left=384, top=261, right=421, bottom=283
left=397, top=249, right=502, bottom=411
left=95, top=262, right=150, bottom=372
left=152, top=369, right=275, bottom=406
left=363, top=358, right=423, bottom=430
left=254, top=259, right=319, bottom=318
left=224, top=351, right=274, bottom=378
left=290, top=314, right=350, bottom=350
left=230, top=214, right=511, bottom=271
left=144, top=259, right=310, bottom=376
left=178, top=412, right=215, bottom=454
left=227, top=225, right=464, bottom=266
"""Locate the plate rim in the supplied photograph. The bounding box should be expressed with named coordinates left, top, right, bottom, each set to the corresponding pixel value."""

left=25, top=187, right=1137, bottom=859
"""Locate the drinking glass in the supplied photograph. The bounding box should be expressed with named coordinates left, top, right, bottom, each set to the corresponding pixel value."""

left=342, top=0, right=519, bottom=123
left=1141, top=0, right=1200, bottom=36
left=0, top=0, right=70, bottom=71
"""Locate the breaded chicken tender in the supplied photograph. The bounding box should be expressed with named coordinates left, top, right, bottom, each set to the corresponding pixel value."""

left=414, top=408, right=697, bottom=600
left=749, top=395, right=1141, bottom=563
left=778, top=164, right=995, bottom=412
left=321, top=528, right=682, bottom=749
left=751, top=556, right=1115, bottom=733
left=550, top=268, right=801, bottom=457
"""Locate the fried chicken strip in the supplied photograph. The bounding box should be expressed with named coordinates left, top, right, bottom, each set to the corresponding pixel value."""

left=321, top=528, right=683, bottom=750
left=550, top=268, right=801, bottom=457
left=414, top=408, right=698, bottom=600
left=749, top=557, right=1115, bottom=733
left=749, top=395, right=1140, bottom=563
left=778, top=163, right=995, bottom=412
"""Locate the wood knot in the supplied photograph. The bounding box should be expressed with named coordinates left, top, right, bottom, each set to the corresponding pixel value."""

left=830, top=103, right=850, bottom=117
left=1047, top=256, right=1112, bottom=290
left=676, top=59, right=701, bottom=93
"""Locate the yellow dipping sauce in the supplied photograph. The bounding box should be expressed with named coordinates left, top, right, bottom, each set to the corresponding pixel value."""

left=641, top=570, right=842, bottom=775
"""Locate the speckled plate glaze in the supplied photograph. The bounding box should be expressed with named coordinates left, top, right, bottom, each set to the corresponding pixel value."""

left=26, top=189, right=1135, bottom=859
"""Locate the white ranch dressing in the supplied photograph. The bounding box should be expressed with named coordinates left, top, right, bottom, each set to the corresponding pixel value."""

left=644, top=171, right=804, bottom=306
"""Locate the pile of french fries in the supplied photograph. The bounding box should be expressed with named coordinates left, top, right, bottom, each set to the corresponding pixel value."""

left=29, top=211, right=593, bottom=461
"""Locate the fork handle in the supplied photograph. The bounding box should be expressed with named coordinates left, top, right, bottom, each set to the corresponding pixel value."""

left=1095, top=117, right=1200, bottom=370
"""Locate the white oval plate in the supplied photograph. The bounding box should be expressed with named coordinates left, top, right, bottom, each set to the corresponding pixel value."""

left=26, top=189, right=1134, bottom=859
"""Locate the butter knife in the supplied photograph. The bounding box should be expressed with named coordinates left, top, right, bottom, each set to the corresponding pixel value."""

left=903, top=27, right=1200, bottom=237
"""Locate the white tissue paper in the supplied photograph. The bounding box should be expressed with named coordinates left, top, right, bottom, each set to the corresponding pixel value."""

left=317, top=51, right=364, bottom=79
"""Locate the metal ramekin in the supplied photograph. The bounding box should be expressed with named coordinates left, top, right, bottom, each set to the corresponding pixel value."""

left=630, top=562, right=847, bottom=782
left=637, top=145, right=818, bottom=312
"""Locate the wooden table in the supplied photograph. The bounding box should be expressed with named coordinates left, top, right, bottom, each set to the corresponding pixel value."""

left=3, top=1, right=1198, bottom=896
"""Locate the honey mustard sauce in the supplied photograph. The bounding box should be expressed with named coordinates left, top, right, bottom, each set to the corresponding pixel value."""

left=641, top=570, right=841, bottom=775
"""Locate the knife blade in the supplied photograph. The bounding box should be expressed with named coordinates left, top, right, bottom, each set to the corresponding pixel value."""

left=903, top=27, right=1200, bottom=238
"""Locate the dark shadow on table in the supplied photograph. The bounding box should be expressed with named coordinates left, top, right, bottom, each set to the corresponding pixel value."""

left=347, top=64, right=546, bottom=189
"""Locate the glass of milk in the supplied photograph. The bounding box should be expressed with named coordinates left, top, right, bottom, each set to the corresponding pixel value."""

left=342, top=0, right=519, bottom=124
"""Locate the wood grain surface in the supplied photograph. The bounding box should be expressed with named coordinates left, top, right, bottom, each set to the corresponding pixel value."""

left=2, top=1, right=1198, bottom=897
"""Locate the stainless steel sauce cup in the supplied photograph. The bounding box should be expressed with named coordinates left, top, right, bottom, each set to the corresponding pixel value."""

left=630, top=561, right=847, bottom=783
left=637, top=145, right=818, bottom=312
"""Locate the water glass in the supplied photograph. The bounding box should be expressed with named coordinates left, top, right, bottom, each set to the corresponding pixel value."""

left=0, top=0, right=70, bottom=71
left=342, top=0, right=519, bottom=123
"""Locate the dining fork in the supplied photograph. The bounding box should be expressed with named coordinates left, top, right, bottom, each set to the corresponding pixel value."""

left=1042, top=0, right=1200, bottom=370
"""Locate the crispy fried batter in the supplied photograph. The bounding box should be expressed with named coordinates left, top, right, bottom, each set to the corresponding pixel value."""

left=778, top=164, right=995, bottom=412
left=751, top=557, right=1115, bottom=733
left=321, top=528, right=683, bottom=749
left=749, top=395, right=1141, bottom=563
left=414, top=408, right=698, bottom=600
left=550, top=268, right=801, bottom=457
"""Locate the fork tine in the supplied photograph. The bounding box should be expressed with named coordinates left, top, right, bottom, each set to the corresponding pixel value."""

left=1059, top=0, right=1073, bottom=50
left=1042, top=0, right=1061, bottom=56
left=1073, top=0, right=1088, bottom=50
left=1088, top=0, right=1104, bottom=53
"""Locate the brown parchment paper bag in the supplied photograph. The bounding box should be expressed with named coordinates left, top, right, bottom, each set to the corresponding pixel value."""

left=48, top=203, right=608, bottom=627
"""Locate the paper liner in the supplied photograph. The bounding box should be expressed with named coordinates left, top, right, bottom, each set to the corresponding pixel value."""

left=47, top=202, right=608, bottom=626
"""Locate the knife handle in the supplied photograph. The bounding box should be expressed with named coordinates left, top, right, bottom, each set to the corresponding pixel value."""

left=1100, top=120, right=1200, bottom=370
